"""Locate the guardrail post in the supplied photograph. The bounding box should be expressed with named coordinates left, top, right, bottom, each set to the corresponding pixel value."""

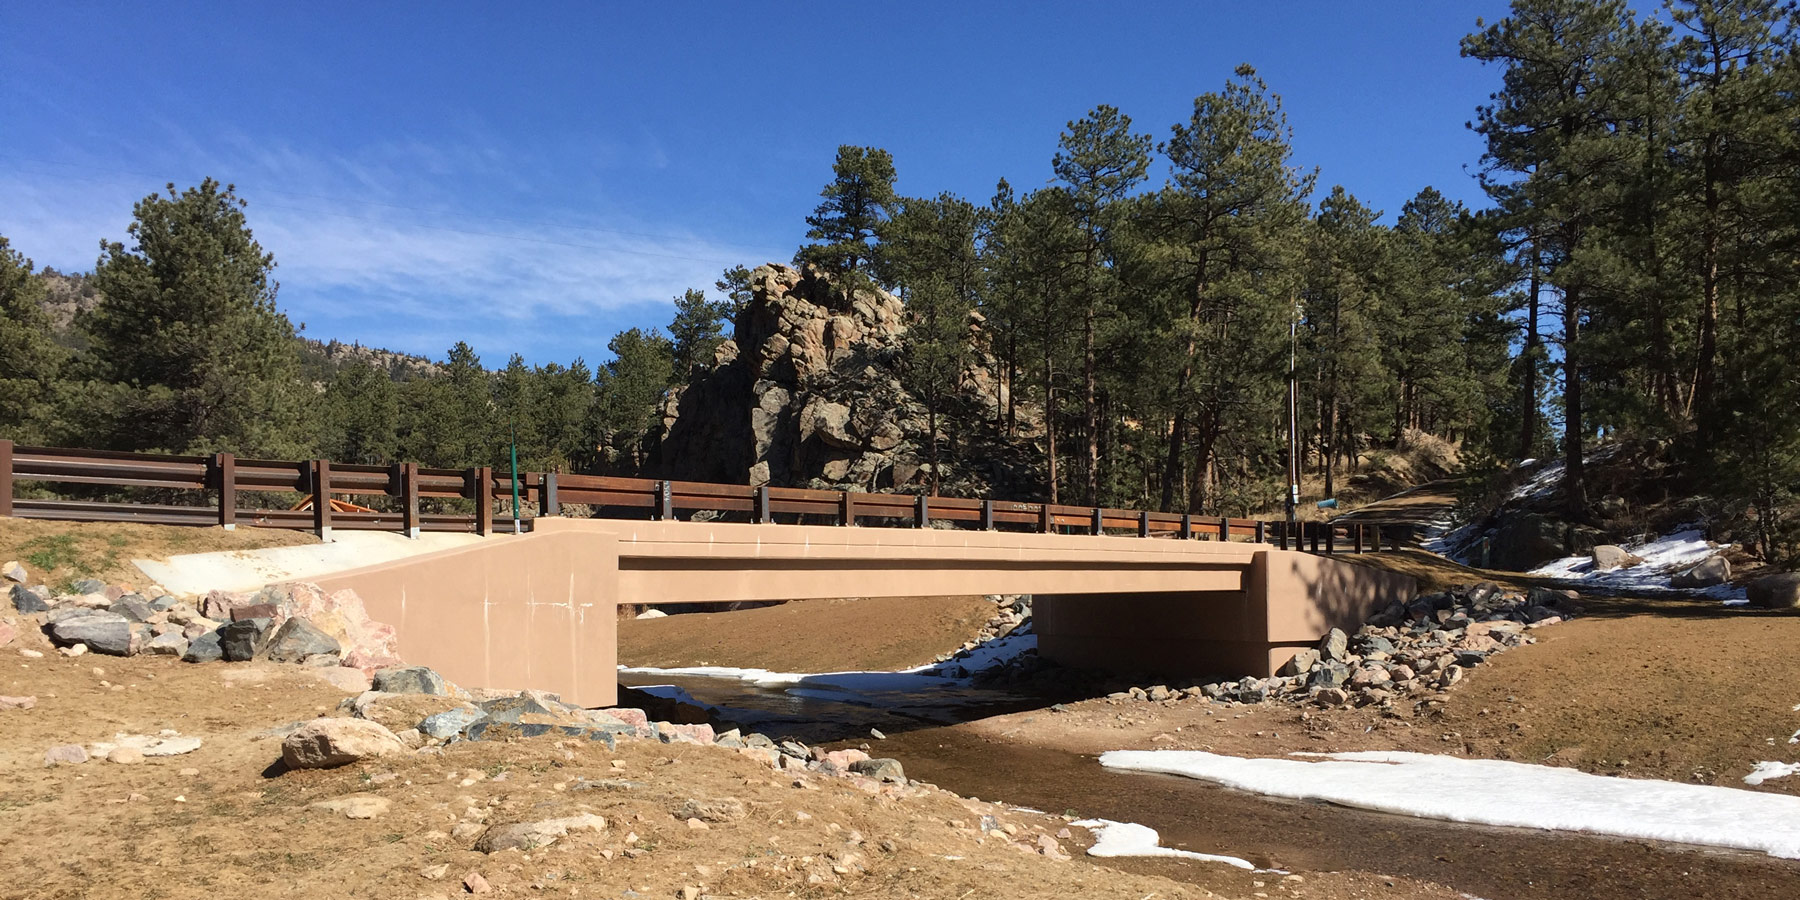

left=1375, top=524, right=1386, bottom=553
left=1326, top=524, right=1336, bottom=554
left=840, top=491, right=856, bottom=527
left=400, top=463, right=420, bottom=537
left=541, top=472, right=559, bottom=517
left=214, top=452, right=236, bottom=529
left=313, top=459, right=333, bottom=540
left=1090, top=507, right=1103, bottom=536
left=1354, top=523, right=1366, bottom=554
left=1255, top=521, right=1266, bottom=544
left=655, top=480, right=673, bottom=521
left=1179, top=513, right=1191, bottom=540
left=1039, top=503, right=1053, bottom=534
left=1217, top=517, right=1230, bottom=542
left=980, top=499, right=995, bottom=531
left=755, top=485, right=771, bottom=523
left=472, top=466, right=492, bottom=536
left=915, top=494, right=930, bottom=528
left=0, top=439, right=12, bottom=518
left=1138, top=510, right=1150, bottom=538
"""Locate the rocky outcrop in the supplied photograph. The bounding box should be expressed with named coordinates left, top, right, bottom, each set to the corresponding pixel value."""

left=648, top=264, right=1029, bottom=495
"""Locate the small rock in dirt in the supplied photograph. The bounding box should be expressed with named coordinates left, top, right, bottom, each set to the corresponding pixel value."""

left=107, top=747, right=145, bottom=765
left=420, top=863, right=449, bottom=881
left=219, top=617, right=273, bottom=662
left=71, top=579, right=104, bottom=595
left=59, top=643, right=88, bottom=658
left=372, top=665, right=449, bottom=695
left=143, top=735, right=202, bottom=757
left=420, top=706, right=486, bottom=740
left=264, top=617, right=342, bottom=663
left=1282, top=648, right=1320, bottom=676
left=1, top=561, right=25, bottom=584
left=870, top=728, right=886, bottom=740
left=311, top=795, right=392, bottom=819
left=1312, top=687, right=1349, bottom=706
left=473, top=813, right=606, bottom=853
left=44, top=743, right=88, bottom=765
left=463, top=872, right=491, bottom=894
left=280, top=717, right=408, bottom=769
left=108, top=595, right=153, bottom=623
left=849, top=758, right=906, bottom=783
left=0, top=695, right=36, bottom=710
left=674, top=797, right=747, bottom=823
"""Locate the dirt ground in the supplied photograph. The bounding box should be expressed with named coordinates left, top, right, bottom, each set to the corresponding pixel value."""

left=619, top=596, right=997, bottom=672
left=0, top=520, right=316, bottom=591
left=0, top=649, right=1469, bottom=900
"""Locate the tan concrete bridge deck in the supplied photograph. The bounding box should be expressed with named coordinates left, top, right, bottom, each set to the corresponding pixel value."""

left=314, top=516, right=1415, bottom=707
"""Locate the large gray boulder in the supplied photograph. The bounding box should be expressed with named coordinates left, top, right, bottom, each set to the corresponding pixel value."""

left=9, top=584, right=47, bottom=614
left=48, top=612, right=135, bottom=656
left=1747, top=573, right=1800, bottom=610
left=182, top=630, right=224, bottom=663
left=263, top=617, right=341, bottom=663
left=219, top=617, right=273, bottom=661
left=1672, top=556, right=1730, bottom=589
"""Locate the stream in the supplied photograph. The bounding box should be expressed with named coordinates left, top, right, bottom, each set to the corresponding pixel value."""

left=617, top=670, right=1800, bottom=900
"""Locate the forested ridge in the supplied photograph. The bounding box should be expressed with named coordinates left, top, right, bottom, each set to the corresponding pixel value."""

left=5, top=0, right=1800, bottom=556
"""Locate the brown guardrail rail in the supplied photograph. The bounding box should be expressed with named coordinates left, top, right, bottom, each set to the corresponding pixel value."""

left=0, top=439, right=1395, bottom=554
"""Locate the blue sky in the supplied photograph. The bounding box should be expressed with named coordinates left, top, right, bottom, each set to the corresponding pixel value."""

left=1, top=2, right=1512, bottom=367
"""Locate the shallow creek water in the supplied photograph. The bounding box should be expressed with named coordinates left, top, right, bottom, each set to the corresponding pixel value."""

left=617, top=671, right=1800, bottom=900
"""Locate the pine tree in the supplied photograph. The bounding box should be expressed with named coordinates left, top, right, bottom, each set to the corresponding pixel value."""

left=85, top=179, right=303, bottom=455
left=795, top=146, right=897, bottom=281
left=0, top=236, right=66, bottom=442
left=668, top=288, right=732, bottom=379
left=591, top=328, right=674, bottom=470
left=883, top=192, right=982, bottom=493
left=321, top=362, right=398, bottom=464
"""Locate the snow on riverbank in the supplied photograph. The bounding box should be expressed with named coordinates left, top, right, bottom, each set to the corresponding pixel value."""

left=1071, top=819, right=1255, bottom=870
left=1528, top=528, right=1744, bottom=601
left=1099, top=749, right=1800, bottom=860
left=1745, top=761, right=1800, bottom=786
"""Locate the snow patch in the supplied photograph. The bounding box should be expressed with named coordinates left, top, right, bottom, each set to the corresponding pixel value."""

left=1527, top=527, right=1744, bottom=602
left=1745, top=762, right=1800, bottom=786
left=1072, top=819, right=1255, bottom=870
left=1099, top=749, right=1800, bottom=860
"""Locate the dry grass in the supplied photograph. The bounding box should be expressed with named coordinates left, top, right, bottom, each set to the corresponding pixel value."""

left=0, top=519, right=316, bottom=591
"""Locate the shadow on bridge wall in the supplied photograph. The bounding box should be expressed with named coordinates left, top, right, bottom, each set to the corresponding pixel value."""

left=1034, top=549, right=1417, bottom=679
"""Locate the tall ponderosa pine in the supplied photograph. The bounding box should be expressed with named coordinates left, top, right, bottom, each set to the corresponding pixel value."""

left=795, top=146, right=897, bottom=281
left=883, top=192, right=982, bottom=493
left=591, top=328, right=674, bottom=470
left=0, top=236, right=66, bottom=442
left=321, top=362, right=399, bottom=464
left=86, top=179, right=302, bottom=455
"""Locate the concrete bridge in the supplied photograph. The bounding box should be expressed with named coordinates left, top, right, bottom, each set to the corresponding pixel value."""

left=313, top=516, right=1416, bottom=707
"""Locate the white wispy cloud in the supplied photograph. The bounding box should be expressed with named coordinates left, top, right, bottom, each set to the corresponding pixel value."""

left=0, top=136, right=786, bottom=364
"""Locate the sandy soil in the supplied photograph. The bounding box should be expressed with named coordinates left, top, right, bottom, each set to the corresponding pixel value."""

left=0, top=649, right=1470, bottom=900
left=619, top=595, right=997, bottom=672
left=0, top=520, right=317, bottom=591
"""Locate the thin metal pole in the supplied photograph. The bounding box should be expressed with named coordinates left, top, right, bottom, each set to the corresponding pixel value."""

left=510, top=422, right=521, bottom=534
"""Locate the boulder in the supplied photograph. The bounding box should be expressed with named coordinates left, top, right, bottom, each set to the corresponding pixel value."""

left=849, top=758, right=906, bottom=783
left=1591, top=545, right=1644, bottom=570
left=71, top=579, right=104, bottom=595
left=10, top=584, right=47, bottom=614
left=48, top=612, right=135, bottom=656
left=420, top=706, right=487, bottom=740
left=144, top=632, right=189, bottom=657
left=108, top=595, right=153, bottom=623
left=372, top=666, right=449, bottom=696
left=1672, top=556, right=1730, bottom=589
left=1318, top=627, right=1349, bottom=663
left=219, top=617, right=273, bottom=662
left=263, top=617, right=341, bottom=664
left=182, top=630, right=224, bottom=663
left=1747, top=573, right=1800, bottom=610
left=280, top=717, right=409, bottom=769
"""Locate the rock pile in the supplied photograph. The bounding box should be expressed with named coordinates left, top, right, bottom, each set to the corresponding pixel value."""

left=930, top=594, right=1030, bottom=666
left=980, top=582, right=1585, bottom=711
left=4, top=562, right=387, bottom=690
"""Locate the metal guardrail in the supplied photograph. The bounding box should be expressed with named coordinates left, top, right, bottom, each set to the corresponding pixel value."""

left=0, top=440, right=1394, bottom=553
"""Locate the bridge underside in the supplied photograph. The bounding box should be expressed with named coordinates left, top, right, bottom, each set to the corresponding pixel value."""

left=314, top=517, right=1416, bottom=707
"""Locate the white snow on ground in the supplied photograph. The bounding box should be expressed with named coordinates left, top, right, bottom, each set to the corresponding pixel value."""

left=1071, top=819, right=1255, bottom=870
left=1527, top=527, right=1745, bottom=602
left=618, top=630, right=1038, bottom=691
left=1099, top=749, right=1800, bottom=860
left=1745, top=762, right=1800, bottom=786
left=133, top=530, right=497, bottom=593
left=1507, top=458, right=1568, bottom=503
